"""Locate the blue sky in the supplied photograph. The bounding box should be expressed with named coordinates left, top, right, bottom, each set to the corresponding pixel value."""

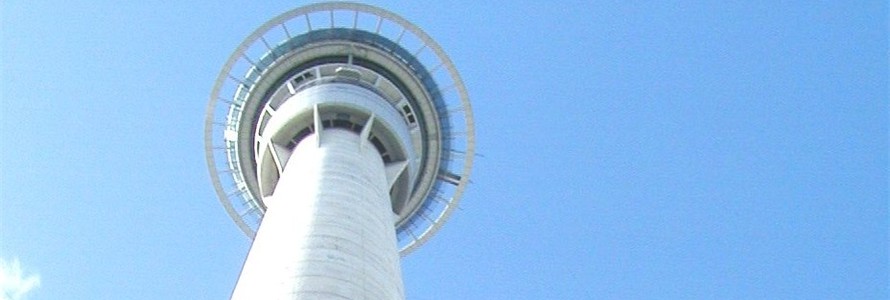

left=1, top=1, right=887, bottom=299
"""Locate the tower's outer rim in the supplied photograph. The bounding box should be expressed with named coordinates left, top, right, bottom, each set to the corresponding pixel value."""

left=204, top=2, right=475, bottom=256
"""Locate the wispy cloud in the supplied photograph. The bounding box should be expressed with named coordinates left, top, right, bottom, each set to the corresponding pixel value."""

left=0, top=257, right=40, bottom=300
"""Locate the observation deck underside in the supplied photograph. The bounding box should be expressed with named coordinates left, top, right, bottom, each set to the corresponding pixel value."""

left=205, top=2, right=474, bottom=255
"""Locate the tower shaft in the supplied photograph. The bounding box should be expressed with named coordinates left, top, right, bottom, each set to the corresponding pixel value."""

left=231, top=129, right=404, bottom=299
left=207, top=3, right=475, bottom=299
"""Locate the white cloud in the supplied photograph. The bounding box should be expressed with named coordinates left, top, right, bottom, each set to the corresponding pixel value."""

left=0, top=257, right=40, bottom=300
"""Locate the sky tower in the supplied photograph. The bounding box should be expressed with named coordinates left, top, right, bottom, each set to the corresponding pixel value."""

left=203, top=2, right=474, bottom=299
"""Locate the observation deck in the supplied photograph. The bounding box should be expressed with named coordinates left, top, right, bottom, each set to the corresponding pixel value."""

left=204, top=2, right=474, bottom=255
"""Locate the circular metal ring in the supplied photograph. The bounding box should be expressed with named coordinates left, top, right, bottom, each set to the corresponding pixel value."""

left=205, top=2, right=474, bottom=256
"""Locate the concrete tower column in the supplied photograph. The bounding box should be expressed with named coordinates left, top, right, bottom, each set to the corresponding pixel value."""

left=206, top=3, right=476, bottom=300
left=231, top=129, right=404, bottom=300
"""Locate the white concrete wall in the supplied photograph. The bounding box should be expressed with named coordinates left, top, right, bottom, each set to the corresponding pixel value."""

left=231, top=129, right=404, bottom=300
